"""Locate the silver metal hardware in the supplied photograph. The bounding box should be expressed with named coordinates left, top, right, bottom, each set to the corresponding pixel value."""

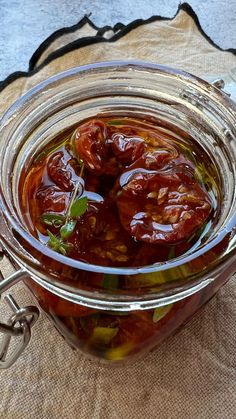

left=223, top=128, right=234, bottom=142
left=180, top=78, right=232, bottom=109
left=0, top=294, right=39, bottom=369
left=0, top=269, right=28, bottom=294
left=211, top=78, right=225, bottom=90
left=212, top=78, right=231, bottom=96
left=0, top=249, right=39, bottom=369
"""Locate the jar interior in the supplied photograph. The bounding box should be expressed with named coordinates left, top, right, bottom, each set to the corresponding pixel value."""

left=0, top=63, right=236, bottom=309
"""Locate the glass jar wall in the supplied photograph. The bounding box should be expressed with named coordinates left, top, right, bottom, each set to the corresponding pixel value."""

left=0, top=62, right=235, bottom=363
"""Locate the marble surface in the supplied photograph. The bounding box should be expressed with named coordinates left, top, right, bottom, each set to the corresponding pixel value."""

left=0, top=1, right=235, bottom=81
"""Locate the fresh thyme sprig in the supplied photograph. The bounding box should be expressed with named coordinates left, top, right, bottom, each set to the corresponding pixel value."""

left=65, top=162, right=85, bottom=222
left=46, top=230, right=72, bottom=256
left=40, top=162, right=88, bottom=255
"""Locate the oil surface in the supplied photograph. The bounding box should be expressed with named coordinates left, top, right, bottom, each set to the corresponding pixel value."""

left=19, top=116, right=219, bottom=267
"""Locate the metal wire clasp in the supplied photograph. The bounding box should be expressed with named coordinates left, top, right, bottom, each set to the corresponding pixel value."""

left=0, top=295, right=39, bottom=368
left=211, top=78, right=231, bottom=96
left=0, top=249, right=39, bottom=369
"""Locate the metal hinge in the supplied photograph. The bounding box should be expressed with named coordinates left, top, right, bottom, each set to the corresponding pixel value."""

left=0, top=248, right=39, bottom=369
left=211, top=78, right=231, bottom=96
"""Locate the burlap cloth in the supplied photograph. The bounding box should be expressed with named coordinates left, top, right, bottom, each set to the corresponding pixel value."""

left=0, top=5, right=236, bottom=418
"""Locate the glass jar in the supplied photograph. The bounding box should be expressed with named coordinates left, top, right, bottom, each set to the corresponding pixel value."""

left=0, top=61, right=236, bottom=366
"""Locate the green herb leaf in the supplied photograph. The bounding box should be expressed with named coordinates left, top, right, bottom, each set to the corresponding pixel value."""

left=103, top=274, right=119, bottom=290
left=47, top=230, right=60, bottom=246
left=179, top=142, right=197, bottom=164
left=79, top=313, right=100, bottom=334
left=33, top=150, right=47, bottom=164
left=43, top=166, right=87, bottom=255
left=187, top=220, right=209, bottom=243
left=47, top=230, right=71, bottom=255
left=194, top=162, right=206, bottom=184
left=195, top=220, right=209, bottom=239
left=107, top=120, right=123, bottom=126
left=153, top=304, right=173, bottom=323
left=40, top=213, right=65, bottom=227
left=68, top=317, right=79, bottom=336
left=79, top=317, right=89, bottom=333
left=105, top=342, right=133, bottom=360
left=70, top=196, right=88, bottom=218
left=167, top=247, right=175, bottom=260
left=60, top=219, right=77, bottom=239
left=107, top=311, right=129, bottom=316
left=91, top=326, right=119, bottom=345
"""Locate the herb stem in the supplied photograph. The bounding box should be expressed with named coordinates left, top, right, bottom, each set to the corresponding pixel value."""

left=65, top=162, right=85, bottom=221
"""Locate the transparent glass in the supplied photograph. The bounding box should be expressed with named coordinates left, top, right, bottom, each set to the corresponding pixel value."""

left=0, top=61, right=236, bottom=363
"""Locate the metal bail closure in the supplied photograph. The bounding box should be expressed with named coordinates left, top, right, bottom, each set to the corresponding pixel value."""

left=211, top=78, right=231, bottom=96
left=0, top=263, right=39, bottom=369
left=0, top=294, right=39, bottom=369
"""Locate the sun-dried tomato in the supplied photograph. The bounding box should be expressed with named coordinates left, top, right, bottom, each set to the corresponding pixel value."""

left=35, top=185, right=68, bottom=213
left=72, top=119, right=120, bottom=175
left=111, top=133, right=145, bottom=164
left=47, top=151, right=74, bottom=191
left=117, top=169, right=212, bottom=244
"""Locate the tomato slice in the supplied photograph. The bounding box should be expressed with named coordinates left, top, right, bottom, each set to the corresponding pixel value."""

left=35, top=185, right=68, bottom=213
left=117, top=169, right=212, bottom=244
left=111, top=133, right=145, bottom=164
left=72, top=120, right=107, bottom=172
left=110, top=123, right=180, bottom=169
left=72, top=119, right=120, bottom=175
left=27, top=279, right=95, bottom=317
left=47, top=151, right=78, bottom=191
left=69, top=201, right=137, bottom=266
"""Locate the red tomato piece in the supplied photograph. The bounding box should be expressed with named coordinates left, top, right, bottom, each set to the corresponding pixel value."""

left=127, top=148, right=196, bottom=174
left=47, top=151, right=74, bottom=191
left=35, top=185, right=68, bottom=213
left=117, top=170, right=212, bottom=244
left=72, top=119, right=119, bottom=175
left=111, top=133, right=146, bottom=164
left=135, top=126, right=178, bottom=167
left=27, top=279, right=95, bottom=317
left=69, top=202, right=136, bottom=266
left=119, top=315, right=157, bottom=345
